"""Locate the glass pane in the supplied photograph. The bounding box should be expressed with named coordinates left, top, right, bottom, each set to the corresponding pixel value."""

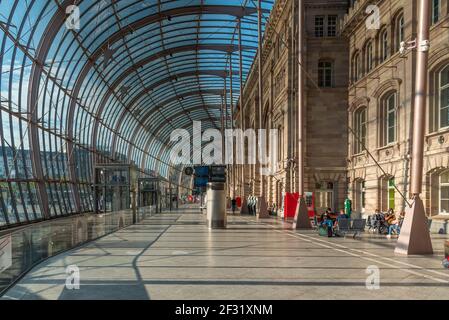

left=3, top=185, right=17, bottom=225
left=388, top=111, right=395, bottom=127
left=440, top=87, right=449, bottom=128
left=0, top=183, right=9, bottom=225
left=29, top=183, right=42, bottom=219
left=441, top=200, right=449, bottom=214
left=389, top=189, right=395, bottom=210
left=389, top=179, right=395, bottom=187
left=441, top=186, right=449, bottom=199
left=361, top=124, right=367, bottom=138
left=388, top=127, right=395, bottom=143
left=441, top=66, right=449, bottom=87
left=441, top=171, right=449, bottom=184
left=432, top=0, right=440, bottom=24
left=10, top=182, right=27, bottom=223
left=328, top=16, right=337, bottom=37
left=388, top=94, right=396, bottom=110
left=325, top=69, right=332, bottom=86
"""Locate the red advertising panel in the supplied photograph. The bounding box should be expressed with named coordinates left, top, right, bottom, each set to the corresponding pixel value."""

left=236, top=197, right=242, bottom=208
left=284, top=193, right=299, bottom=219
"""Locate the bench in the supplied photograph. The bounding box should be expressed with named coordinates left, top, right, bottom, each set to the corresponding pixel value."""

left=336, top=218, right=351, bottom=237
left=351, top=219, right=367, bottom=239
left=336, top=219, right=366, bottom=239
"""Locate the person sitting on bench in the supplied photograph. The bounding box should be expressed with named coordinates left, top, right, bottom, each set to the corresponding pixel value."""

left=386, top=211, right=404, bottom=238
left=333, top=209, right=348, bottom=235
left=335, top=209, right=347, bottom=224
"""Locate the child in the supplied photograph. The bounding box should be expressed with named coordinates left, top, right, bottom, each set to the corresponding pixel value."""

left=321, top=214, right=334, bottom=237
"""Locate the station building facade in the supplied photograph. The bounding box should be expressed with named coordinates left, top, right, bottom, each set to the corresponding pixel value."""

left=232, top=0, right=350, bottom=214
left=344, top=0, right=449, bottom=218
left=233, top=0, right=449, bottom=218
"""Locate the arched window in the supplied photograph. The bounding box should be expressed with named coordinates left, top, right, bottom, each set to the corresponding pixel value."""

left=380, top=28, right=389, bottom=63
left=440, top=170, right=449, bottom=214
left=318, top=60, right=333, bottom=87
left=354, top=107, right=367, bottom=154
left=352, top=52, right=361, bottom=82
left=439, top=64, right=449, bottom=129
left=364, top=41, right=373, bottom=73
left=380, top=92, right=397, bottom=146
left=395, top=13, right=405, bottom=52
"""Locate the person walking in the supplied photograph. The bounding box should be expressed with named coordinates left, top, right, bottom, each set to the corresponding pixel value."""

left=231, top=198, right=237, bottom=215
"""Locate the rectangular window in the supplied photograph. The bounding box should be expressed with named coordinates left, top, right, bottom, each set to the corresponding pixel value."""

left=318, top=61, right=333, bottom=88
left=327, top=15, right=337, bottom=37
left=315, top=16, right=324, bottom=37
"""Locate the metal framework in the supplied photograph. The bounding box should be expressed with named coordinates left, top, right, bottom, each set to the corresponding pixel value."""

left=0, top=0, right=273, bottom=229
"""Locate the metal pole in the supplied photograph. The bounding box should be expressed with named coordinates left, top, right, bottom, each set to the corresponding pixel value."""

left=224, top=76, right=230, bottom=200
left=410, top=0, right=430, bottom=196
left=395, top=0, right=432, bottom=255
left=293, top=0, right=311, bottom=229
left=238, top=18, right=244, bottom=199
left=221, top=89, right=225, bottom=165
left=297, top=0, right=304, bottom=198
left=290, top=0, right=296, bottom=194
left=230, top=53, right=236, bottom=199
left=257, top=0, right=269, bottom=218
left=258, top=0, right=264, bottom=197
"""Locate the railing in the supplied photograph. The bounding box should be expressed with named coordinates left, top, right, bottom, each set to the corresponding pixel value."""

left=0, top=207, right=155, bottom=296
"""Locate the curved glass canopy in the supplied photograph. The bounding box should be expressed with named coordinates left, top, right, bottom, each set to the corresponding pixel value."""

left=0, top=0, right=273, bottom=227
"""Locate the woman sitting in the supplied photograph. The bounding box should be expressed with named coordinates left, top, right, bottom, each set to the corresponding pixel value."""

left=386, top=211, right=404, bottom=238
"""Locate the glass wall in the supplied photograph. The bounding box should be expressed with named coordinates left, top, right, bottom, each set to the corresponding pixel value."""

left=0, top=0, right=273, bottom=229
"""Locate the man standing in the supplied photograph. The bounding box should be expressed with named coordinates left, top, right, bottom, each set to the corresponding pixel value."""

left=231, top=198, right=237, bottom=215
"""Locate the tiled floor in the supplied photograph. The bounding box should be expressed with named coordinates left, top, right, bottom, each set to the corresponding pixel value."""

left=2, top=206, right=449, bottom=300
